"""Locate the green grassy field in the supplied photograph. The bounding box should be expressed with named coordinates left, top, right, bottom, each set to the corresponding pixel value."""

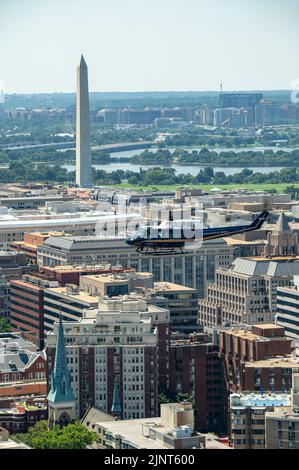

left=113, top=182, right=299, bottom=193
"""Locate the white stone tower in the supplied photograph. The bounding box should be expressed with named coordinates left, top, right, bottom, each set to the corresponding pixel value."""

left=76, top=55, right=92, bottom=188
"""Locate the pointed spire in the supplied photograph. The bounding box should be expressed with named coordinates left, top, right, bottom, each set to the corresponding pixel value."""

left=111, top=378, right=122, bottom=417
left=275, top=212, right=290, bottom=233
left=47, top=316, right=75, bottom=404
left=80, top=54, right=87, bottom=68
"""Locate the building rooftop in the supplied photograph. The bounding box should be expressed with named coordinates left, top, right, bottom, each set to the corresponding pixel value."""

left=0, top=212, right=142, bottom=230
left=98, top=417, right=168, bottom=449
left=44, top=286, right=99, bottom=304
left=265, top=410, right=299, bottom=420
left=42, top=264, right=135, bottom=274
left=219, top=324, right=288, bottom=342
left=225, top=237, right=266, bottom=246
left=230, top=392, right=291, bottom=408
left=245, top=355, right=299, bottom=369
left=226, top=256, right=299, bottom=277
left=154, top=281, right=196, bottom=292
left=81, top=272, right=152, bottom=284
left=0, top=401, right=47, bottom=415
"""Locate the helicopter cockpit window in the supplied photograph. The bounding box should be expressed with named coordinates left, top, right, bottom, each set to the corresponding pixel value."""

left=136, top=227, right=147, bottom=238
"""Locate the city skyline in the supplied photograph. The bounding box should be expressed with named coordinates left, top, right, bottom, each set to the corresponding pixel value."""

left=1, top=0, right=298, bottom=94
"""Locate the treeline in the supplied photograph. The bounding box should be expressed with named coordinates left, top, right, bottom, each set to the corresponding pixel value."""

left=130, top=148, right=299, bottom=167
left=2, top=160, right=299, bottom=188
left=0, top=149, right=114, bottom=165
left=126, top=167, right=299, bottom=186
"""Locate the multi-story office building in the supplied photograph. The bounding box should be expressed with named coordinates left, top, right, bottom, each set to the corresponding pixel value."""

left=277, top=276, right=299, bottom=339
left=0, top=195, right=73, bottom=210
left=40, top=264, right=136, bottom=287
left=118, top=109, right=161, bottom=125
left=97, top=109, right=118, bottom=124
left=0, top=251, right=36, bottom=279
left=161, top=108, right=194, bottom=121
left=255, top=100, right=299, bottom=126
left=10, top=231, right=66, bottom=263
left=46, top=298, right=165, bottom=418
left=169, top=332, right=225, bottom=433
left=198, top=105, right=213, bottom=125
left=43, top=271, right=155, bottom=332
left=198, top=256, right=299, bottom=328
left=213, top=108, right=234, bottom=126
left=265, top=373, right=299, bottom=449
left=218, top=324, right=294, bottom=394
left=79, top=272, right=154, bottom=297
left=149, top=282, right=198, bottom=332
left=0, top=212, right=141, bottom=249
left=10, top=274, right=59, bottom=349
left=38, top=236, right=233, bottom=300
left=230, top=392, right=291, bottom=449
left=219, top=92, right=263, bottom=110
left=214, top=107, right=254, bottom=127
left=43, top=284, right=99, bottom=332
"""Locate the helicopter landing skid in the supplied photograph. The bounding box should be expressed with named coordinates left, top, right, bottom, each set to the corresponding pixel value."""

left=136, top=246, right=186, bottom=256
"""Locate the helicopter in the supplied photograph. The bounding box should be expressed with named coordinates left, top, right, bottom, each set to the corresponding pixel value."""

left=125, top=209, right=269, bottom=255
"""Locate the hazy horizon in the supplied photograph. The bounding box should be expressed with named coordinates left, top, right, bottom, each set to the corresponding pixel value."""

left=2, top=89, right=293, bottom=96
left=1, top=0, right=298, bottom=94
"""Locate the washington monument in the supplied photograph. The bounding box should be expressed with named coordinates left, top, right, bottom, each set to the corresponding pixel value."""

left=76, top=55, right=92, bottom=188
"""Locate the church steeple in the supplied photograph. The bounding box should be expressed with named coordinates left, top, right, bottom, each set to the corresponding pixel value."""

left=263, top=211, right=298, bottom=257
left=47, top=316, right=76, bottom=428
left=111, top=378, right=122, bottom=419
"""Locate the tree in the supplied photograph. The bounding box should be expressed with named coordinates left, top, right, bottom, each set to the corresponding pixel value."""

left=16, top=421, right=97, bottom=449
left=0, top=317, right=10, bottom=333
left=176, top=392, right=193, bottom=403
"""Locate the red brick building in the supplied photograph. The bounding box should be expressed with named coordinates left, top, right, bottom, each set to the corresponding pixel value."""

left=169, top=332, right=226, bottom=433
left=218, top=324, right=294, bottom=394
left=10, top=274, right=58, bottom=349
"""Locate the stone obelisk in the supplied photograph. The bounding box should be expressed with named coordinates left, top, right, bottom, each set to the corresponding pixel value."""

left=76, top=55, right=92, bottom=188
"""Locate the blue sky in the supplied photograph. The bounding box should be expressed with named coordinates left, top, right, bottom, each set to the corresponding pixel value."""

left=1, top=0, right=298, bottom=93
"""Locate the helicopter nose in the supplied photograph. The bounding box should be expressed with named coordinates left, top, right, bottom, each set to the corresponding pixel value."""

left=125, top=237, right=134, bottom=245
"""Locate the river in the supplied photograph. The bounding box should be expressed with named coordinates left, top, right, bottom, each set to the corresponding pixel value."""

left=62, top=162, right=287, bottom=177
left=62, top=145, right=297, bottom=176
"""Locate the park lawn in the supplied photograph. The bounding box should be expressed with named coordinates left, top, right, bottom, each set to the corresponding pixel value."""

left=113, top=182, right=299, bottom=193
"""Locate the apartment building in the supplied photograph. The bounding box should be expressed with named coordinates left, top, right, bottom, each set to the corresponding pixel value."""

left=230, top=392, right=291, bottom=449
left=265, top=373, right=299, bottom=449
left=169, top=332, right=225, bottom=433
left=46, top=298, right=167, bottom=419
left=0, top=333, right=47, bottom=399
left=218, top=324, right=294, bottom=394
